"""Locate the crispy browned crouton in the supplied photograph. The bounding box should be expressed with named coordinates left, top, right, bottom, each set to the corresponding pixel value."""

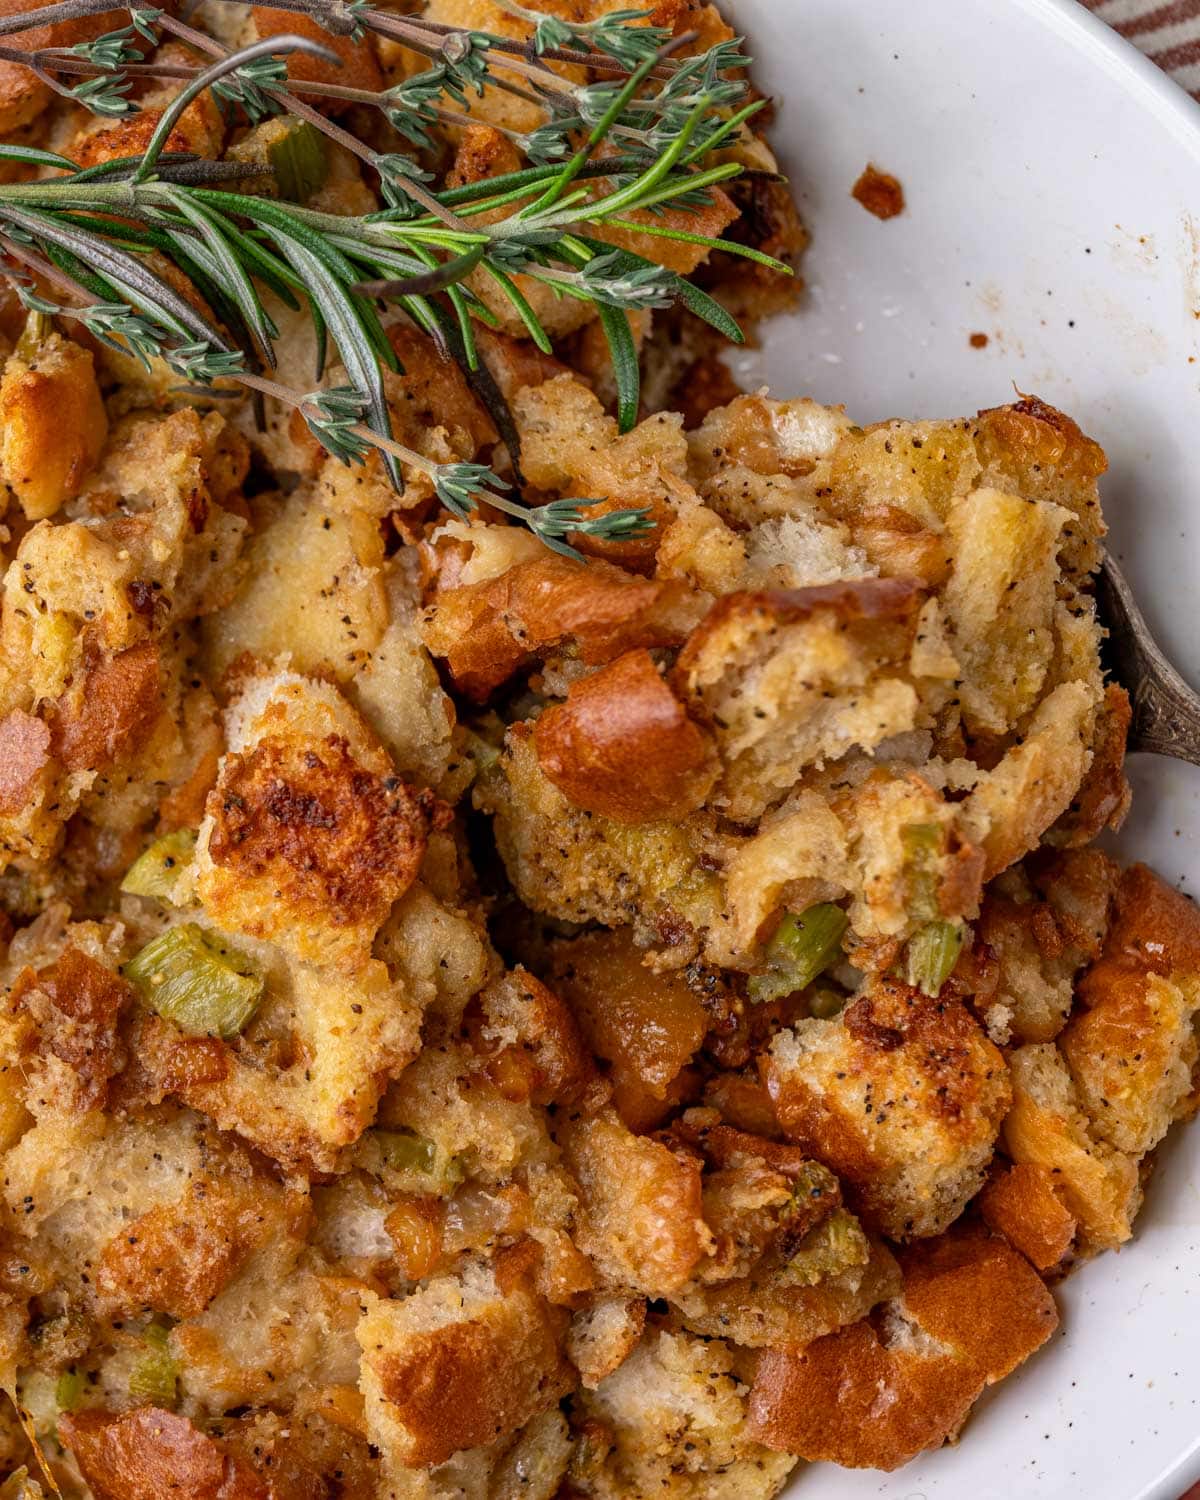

left=747, top=1224, right=1058, bottom=1470
left=59, top=1406, right=271, bottom=1500
left=94, top=1174, right=310, bottom=1320
left=1061, top=864, right=1200, bottom=1154
left=534, top=650, right=718, bottom=823
left=50, top=640, right=162, bottom=773
left=1003, top=1042, right=1141, bottom=1251
left=575, top=1327, right=797, bottom=1500
left=27, top=945, right=131, bottom=1111
left=477, top=967, right=604, bottom=1110
left=979, top=1161, right=1077, bottom=1270
left=0, top=332, right=107, bottom=519
left=252, top=4, right=383, bottom=101
left=358, top=1265, right=571, bottom=1468
left=423, top=553, right=701, bottom=701
left=560, top=1109, right=712, bottom=1296
left=764, top=980, right=1010, bottom=1238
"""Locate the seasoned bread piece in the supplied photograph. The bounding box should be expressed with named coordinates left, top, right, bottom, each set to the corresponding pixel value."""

left=672, top=579, right=927, bottom=820
left=979, top=1162, right=1077, bottom=1271
left=559, top=1109, right=712, bottom=1296
left=1062, top=863, right=1200, bottom=1154
left=422, top=552, right=702, bottom=702
left=747, top=1224, right=1058, bottom=1470
left=477, top=725, right=696, bottom=930
left=534, top=649, right=718, bottom=824
left=1003, top=1042, right=1141, bottom=1251
left=357, top=1263, right=571, bottom=1469
left=566, top=1295, right=647, bottom=1390
left=764, top=980, right=1010, bottom=1238
left=196, top=670, right=442, bottom=969
left=575, top=1327, right=797, bottom=1500
left=0, top=329, right=106, bottom=521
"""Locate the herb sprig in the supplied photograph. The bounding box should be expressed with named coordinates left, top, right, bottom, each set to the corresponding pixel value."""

left=0, top=1, right=790, bottom=556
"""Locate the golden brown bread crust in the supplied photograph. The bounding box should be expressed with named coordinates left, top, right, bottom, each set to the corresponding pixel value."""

left=204, top=732, right=440, bottom=944
left=979, top=1161, right=1077, bottom=1271
left=30, top=945, right=131, bottom=1112
left=746, top=1224, right=1058, bottom=1470
left=533, top=649, right=718, bottom=824
left=1049, top=683, right=1132, bottom=847
left=560, top=1109, right=711, bottom=1296
left=252, top=5, right=383, bottom=100
left=424, top=554, right=699, bottom=701
left=50, top=640, right=162, bottom=773
left=59, top=1406, right=271, bottom=1500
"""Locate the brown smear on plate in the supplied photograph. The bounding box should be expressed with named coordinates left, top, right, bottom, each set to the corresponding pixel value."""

left=851, top=163, right=905, bottom=220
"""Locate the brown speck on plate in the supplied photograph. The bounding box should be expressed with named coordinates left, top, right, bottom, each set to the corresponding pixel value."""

left=852, top=163, right=905, bottom=219
left=969, top=332, right=990, bottom=349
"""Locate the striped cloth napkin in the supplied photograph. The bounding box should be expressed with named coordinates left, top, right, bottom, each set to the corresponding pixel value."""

left=1080, top=0, right=1200, bottom=97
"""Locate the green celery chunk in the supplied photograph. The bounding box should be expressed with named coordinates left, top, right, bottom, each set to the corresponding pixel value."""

left=374, top=1129, right=464, bottom=1192
left=128, top=1323, right=178, bottom=1406
left=904, top=919, right=967, bottom=997
left=784, top=1207, right=870, bottom=1287
left=120, top=828, right=197, bottom=901
left=124, top=923, right=263, bottom=1039
left=901, top=821, right=944, bottom=923
left=749, top=903, right=849, bottom=1006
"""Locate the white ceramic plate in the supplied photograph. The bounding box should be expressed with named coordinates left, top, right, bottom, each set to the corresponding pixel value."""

left=726, top=2, right=1200, bottom=1497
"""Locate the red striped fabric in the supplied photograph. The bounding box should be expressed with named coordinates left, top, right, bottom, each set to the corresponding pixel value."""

left=1077, top=0, right=1200, bottom=96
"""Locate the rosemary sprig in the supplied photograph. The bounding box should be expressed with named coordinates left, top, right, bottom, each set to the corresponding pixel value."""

left=0, top=4, right=792, bottom=555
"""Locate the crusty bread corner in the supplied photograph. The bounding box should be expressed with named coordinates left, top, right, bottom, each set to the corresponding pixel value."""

left=746, top=1224, right=1058, bottom=1470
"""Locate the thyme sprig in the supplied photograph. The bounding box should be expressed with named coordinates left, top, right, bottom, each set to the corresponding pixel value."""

left=0, top=3, right=791, bottom=555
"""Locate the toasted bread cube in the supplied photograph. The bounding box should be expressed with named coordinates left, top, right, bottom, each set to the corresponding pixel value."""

left=357, top=1264, right=571, bottom=1469
left=559, top=1109, right=712, bottom=1297
left=476, top=727, right=696, bottom=931
left=566, top=1295, right=647, bottom=1390
left=747, top=1224, right=1058, bottom=1470
left=980, top=1162, right=1077, bottom=1271
left=965, top=681, right=1098, bottom=879
left=672, top=580, right=925, bottom=821
left=1061, top=864, right=1200, bottom=1154
left=0, top=333, right=106, bottom=520
left=196, top=671, right=439, bottom=968
left=59, top=1407, right=271, bottom=1499
left=1003, top=1043, right=1141, bottom=1251
left=973, top=396, right=1107, bottom=579
left=763, top=980, right=1010, bottom=1238
left=577, top=1328, right=797, bottom=1500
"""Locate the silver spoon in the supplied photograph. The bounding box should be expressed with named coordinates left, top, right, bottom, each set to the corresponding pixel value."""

left=1097, top=555, right=1200, bottom=763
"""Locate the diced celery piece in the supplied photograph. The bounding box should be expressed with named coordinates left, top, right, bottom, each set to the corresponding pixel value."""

left=904, top=919, right=967, bottom=997
left=54, top=1367, right=83, bottom=1412
left=784, top=1208, right=870, bottom=1287
left=901, top=821, right=944, bottom=922
left=120, top=828, right=197, bottom=901
left=374, top=1128, right=464, bottom=1192
left=748, top=903, right=849, bottom=1005
left=15, top=309, right=52, bottom=362
left=128, top=1323, right=178, bottom=1406
left=123, top=923, right=262, bottom=1039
